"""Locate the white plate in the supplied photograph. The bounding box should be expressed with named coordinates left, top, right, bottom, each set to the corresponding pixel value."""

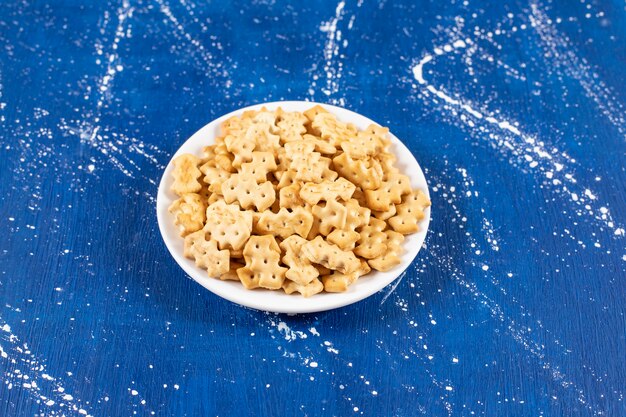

left=156, top=101, right=430, bottom=314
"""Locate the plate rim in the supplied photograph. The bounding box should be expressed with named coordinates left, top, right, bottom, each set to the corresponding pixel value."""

left=156, top=100, right=431, bottom=314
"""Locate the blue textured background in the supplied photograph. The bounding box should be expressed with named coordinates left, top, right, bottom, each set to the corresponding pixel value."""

left=1, top=0, right=625, bottom=416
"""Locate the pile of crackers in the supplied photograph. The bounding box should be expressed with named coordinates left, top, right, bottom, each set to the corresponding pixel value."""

left=168, top=105, right=430, bottom=297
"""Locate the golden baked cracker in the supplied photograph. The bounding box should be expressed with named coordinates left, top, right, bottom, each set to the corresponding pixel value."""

left=312, top=200, right=348, bottom=236
left=307, top=216, right=322, bottom=240
left=299, top=177, right=355, bottom=206
left=240, top=151, right=277, bottom=183
left=238, top=235, right=287, bottom=290
left=276, top=108, right=308, bottom=143
left=171, top=154, right=203, bottom=196
left=364, top=173, right=412, bottom=211
left=200, top=145, right=217, bottom=162
left=247, top=122, right=281, bottom=153
left=251, top=108, right=278, bottom=128
left=198, top=184, right=211, bottom=201
left=388, top=189, right=430, bottom=234
left=207, top=193, right=224, bottom=205
left=236, top=267, right=259, bottom=290
left=256, top=207, right=313, bottom=239
left=312, top=112, right=357, bottom=146
left=220, top=261, right=244, bottom=281
left=354, top=218, right=387, bottom=259
left=369, top=230, right=405, bottom=271
left=303, top=133, right=336, bottom=154
left=321, top=272, right=359, bottom=292
left=168, top=193, right=207, bottom=237
left=332, top=152, right=382, bottom=190
left=321, top=261, right=370, bottom=292
left=280, top=235, right=319, bottom=285
left=327, top=229, right=360, bottom=251
left=290, top=152, right=336, bottom=183
left=204, top=200, right=253, bottom=250
left=183, top=230, right=230, bottom=277
left=220, top=115, right=244, bottom=136
left=279, top=181, right=308, bottom=210
left=276, top=170, right=297, bottom=190
left=364, top=124, right=391, bottom=149
left=372, top=203, right=397, bottom=221
left=314, top=264, right=331, bottom=276
left=224, top=133, right=254, bottom=169
left=344, top=198, right=371, bottom=230
left=272, top=147, right=290, bottom=180
left=221, top=174, right=276, bottom=212
left=352, top=187, right=368, bottom=208
left=201, top=163, right=231, bottom=194
left=284, top=140, right=315, bottom=157
left=302, top=236, right=360, bottom=274
left=376, top=152, right=399, bottom=179
left=283, top=278, right=324, bottom=297
left=340, top=129, right=385, bottom=159
left=214, top=142, right=236, bottom=173
left=303, top=104, right=329, bottom=123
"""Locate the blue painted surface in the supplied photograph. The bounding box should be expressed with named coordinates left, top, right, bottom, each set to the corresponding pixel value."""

left=0, top=0, right=625, bottom=416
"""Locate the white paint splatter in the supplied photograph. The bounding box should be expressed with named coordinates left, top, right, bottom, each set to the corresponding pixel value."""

left=410, top=33, right=622, bottom=236
left=0, top=319, right=92, bottom=416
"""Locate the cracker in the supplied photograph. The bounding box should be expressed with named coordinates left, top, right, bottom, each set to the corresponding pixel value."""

left=214, top=142, right=236, bottom=173
left=240, top=151, right=277, bottom=183
left=344, top=198, right=371, bottom=230
left=340, top=129, right=385, bottom=159
left=183, top=230, right=230, bottom=277
left=364, top=124, right=391, bottom=149
left=354, top=218, right=387, bottom=259
left=256, top=207, right=313, bottom=239
left=369, top=230, right=405, bottom=271
left=321, top=272, right=359, bottom=292
left=299, top=177, right=355, bottom=206
left=327, top=229, right=360, bottom=251
left=207, top=193, right=224, bottom=205
left=279, top=182, right=308, bottom=210
left=168, top=193, right=207, bottom=237
left=238, top=235, right=287, bottom=290
left=372, top=203, right=397, bottom=221
left=332, top=152, right=382, bottom=190
left=303, top=133, right=336, bottom=154
left=284, top=140, right=316, bottom=158
left=201, top=163, right=231, bottom=194
left=200, top=145, right=216, bottom=162
left=220, top=261, right=244, bottom=281
left=251, top=122, right=281, bottom=153
left=314, top=264, right=332, bottom=276
left=312, top=200, right=348, bottom=236
left=204, top=200, right=253, bottom=250
left=290, top=152, right=336, bottom=183
left=222, top=174, right=276, bottom=212
left=312, top=112, right=357, bottom=146
left=171, top=154, right=203, bottom=196
left=321, top=261, right=371, bottom=292
left=388, top=189, right=430, bottom=234
left=303, top=104, right=329, bottom=123
left=376, top=152, right=399, bottom=179
left=280, top=235, right=319, bottom=285
left=307, top=216, right=322, bottom=240
left=283, top=278, right=324, bottom=297
left=276, top=108, right=308, bottom=143
left=224, top=133, right=255, bottom=169
left=302, top=236, right=360, bottom=274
